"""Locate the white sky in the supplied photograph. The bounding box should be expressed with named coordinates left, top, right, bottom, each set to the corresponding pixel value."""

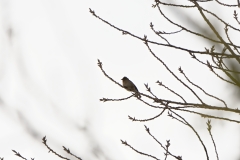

left=0, top=0, right=239, bottom=160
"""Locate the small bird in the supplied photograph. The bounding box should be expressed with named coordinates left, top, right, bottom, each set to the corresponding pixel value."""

left=121, top=77, right=141, bottom=98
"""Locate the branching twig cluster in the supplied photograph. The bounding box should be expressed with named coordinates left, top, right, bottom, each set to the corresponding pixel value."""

left=90, top=0, right=240, bottom=159
left=2, top=136, right=84, bottom=160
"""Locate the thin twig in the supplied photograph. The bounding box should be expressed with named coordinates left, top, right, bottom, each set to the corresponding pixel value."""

left=129, top=107, right=167, bottom=122
left=170, top=110, right=209, bottom=160
left=156, top=80, right=187, bottom=103
left=63, top=146, right=83, bottom=160
left=144, top=125, right=182, bottom=160
left=179, top=67, right=227, bottom=107
left=206, top=120, right=219, bottom=160
left=121, top=140, right=160, bottom=160
left=42, top=136, right=70, bottom=160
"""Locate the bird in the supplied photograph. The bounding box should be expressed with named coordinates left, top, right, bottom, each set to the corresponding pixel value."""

left=121, top=77, right=141, bottom=98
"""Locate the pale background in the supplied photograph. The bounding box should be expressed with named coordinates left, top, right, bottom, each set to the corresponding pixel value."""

left=0, top=0, right=239, bottom=160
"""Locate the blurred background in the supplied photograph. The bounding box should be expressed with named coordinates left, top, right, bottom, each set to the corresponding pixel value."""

left=0, top=0, right=239, bottom=160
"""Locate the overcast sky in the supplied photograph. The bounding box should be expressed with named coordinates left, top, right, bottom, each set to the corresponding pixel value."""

left=0, top=0, right=239, bottom=160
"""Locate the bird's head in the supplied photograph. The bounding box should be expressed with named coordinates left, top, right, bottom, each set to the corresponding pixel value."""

left=121, top=77, right=128, bottom=81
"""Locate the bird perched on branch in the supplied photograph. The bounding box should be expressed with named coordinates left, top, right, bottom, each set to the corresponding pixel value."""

left=121, top=77, right=141, bottom=98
